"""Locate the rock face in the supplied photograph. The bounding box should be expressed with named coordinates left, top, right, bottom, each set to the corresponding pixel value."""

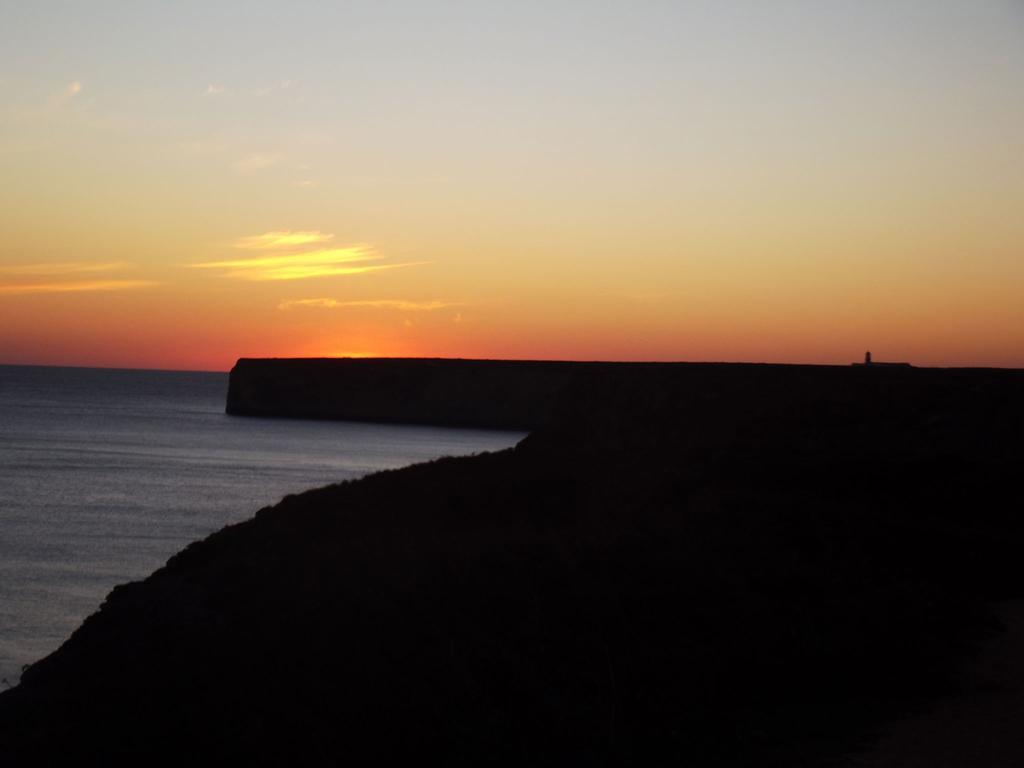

left=2, top=362, right=1023, bottom=766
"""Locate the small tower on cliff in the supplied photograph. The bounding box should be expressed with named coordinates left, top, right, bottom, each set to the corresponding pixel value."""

left=864, top=351, right=872, bottom=366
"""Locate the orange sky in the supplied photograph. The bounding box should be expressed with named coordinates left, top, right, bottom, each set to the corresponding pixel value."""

left=2, top=3, right=1023, bottom=371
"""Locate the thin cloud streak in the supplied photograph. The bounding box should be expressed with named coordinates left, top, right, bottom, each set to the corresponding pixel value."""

left=233, top=231, right=335, bottom=250
left=194, top=234, right=430, bottom=281
left=0, top=262, right=131, bottom=276
left=234, top=262, right=427, bottom=282
left=192, top=246, right=377, bottom=272
left=235, top=153, right=284, bottom=171
left=0, top=280, right=158, bottom=296
left=278, top=298, right=461, bottom=311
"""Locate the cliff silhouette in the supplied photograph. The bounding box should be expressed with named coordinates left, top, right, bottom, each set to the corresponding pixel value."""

left=1, top=361, right=1022, bottom=766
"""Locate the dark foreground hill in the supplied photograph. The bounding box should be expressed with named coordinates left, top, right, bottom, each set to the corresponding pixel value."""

left=1, top=363, right=1022, bottom=766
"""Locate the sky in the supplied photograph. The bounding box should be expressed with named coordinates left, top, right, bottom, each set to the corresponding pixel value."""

left=1, top=1, right=1022, bottom=371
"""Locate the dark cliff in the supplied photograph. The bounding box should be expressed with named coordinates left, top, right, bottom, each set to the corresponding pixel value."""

left=3, top=362, right=1024, bottom=766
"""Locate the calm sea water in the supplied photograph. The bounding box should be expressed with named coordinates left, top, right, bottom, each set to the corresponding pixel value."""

left=0, top=365, right=523, bottom=686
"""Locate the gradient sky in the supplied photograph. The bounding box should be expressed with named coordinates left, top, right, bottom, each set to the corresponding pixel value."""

left=2, top=1, right=1022, bottom=371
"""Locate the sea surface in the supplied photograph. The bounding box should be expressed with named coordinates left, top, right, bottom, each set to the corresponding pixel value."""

left=0, top=364, right=524, bottom=686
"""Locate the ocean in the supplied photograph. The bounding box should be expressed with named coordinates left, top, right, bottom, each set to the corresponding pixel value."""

left=0, top=364, right=524, bottom=686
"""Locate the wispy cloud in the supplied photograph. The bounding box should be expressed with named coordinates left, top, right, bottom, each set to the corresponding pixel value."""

left=194, top=246, right=376, bottom=279
left=0, top=261, right=130, bottom=276
left=0, top=261, right=157, bottom=296
left=233, top=231, right=334, bottom=250
left=278, top=298, right=461, bottom=311
left=222, top=261, right=421, bottom=282
left=0, top=280, right=157, bottom=296
left=235, top=152, right=284, bottom=172
left=205, top=84, right=226, bottom=96
left=254, top=79, right=298, bottom=96
left=48, top=80, right=83, bottom=110
left=193, top=239, right=427, bottom=282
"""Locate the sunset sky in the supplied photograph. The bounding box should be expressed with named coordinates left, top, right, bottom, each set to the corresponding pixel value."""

left=2, top=1, right=1022, bottom=371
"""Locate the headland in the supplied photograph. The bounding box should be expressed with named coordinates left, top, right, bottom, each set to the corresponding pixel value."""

left=226, top=356, right=935, bottom=428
